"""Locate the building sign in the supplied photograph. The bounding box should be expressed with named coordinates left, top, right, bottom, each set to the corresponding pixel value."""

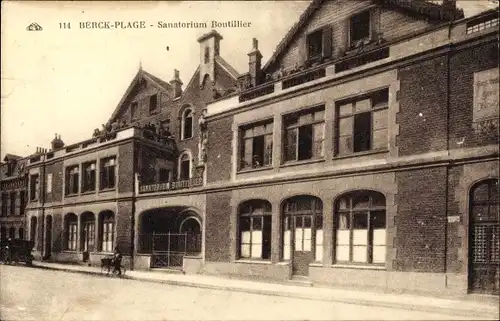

left=139, top=177, right=204, bottom=194
left=473, top=67, right=499, bottom=133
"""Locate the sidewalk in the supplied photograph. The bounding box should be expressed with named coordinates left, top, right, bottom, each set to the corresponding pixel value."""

left=32, top=261, right=499, bottom=319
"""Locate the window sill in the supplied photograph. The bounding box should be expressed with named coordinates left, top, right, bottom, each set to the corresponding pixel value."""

left=80, top=190, right=96, bottom=196
left=180, top=136, right=194, bottom=142
left=62, top=250, right=77, bottom=253
left=333, top=149, right=388, bottom=160
left=64, top=193, right=79, bottom=198
left=280, top=158, right=325, bottom=168
left=309, top=262, right=323, bottom=267
left=237, top=166, right=273, bottom=174
left=99, top=188, right=116, bottom=193
left=235, top=259, right=272, bottom=265
left=330, top=263, right=386, bottom=271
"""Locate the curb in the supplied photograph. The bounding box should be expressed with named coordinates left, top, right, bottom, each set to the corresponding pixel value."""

left=31, top=264, right=498, bottom=319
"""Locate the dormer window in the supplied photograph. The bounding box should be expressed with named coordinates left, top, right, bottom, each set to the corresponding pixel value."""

left=149, top=94, right=158, bottom=113
left=307, top=30, right=323, bottom=60
left=350, top=10, right=371, bottom=48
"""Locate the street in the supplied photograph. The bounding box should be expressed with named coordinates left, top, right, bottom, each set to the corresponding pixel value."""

left=0, top=265, right=488, bottom=321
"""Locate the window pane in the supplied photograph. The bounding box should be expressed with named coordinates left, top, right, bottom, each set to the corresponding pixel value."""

left=251, top=243, right=262, bottom=258
left=315, top=215, right=323, bottom=230
left=264, top=134, right=273, bottom=166
left=303, top=238, right=312, bottom=251
left=371, top=193, right=386, bottom=207
left=373, top=245, right=386, bottom=263
left=241, top=231, right=251, bottom=244
left=338, top=213, right=350, bottom=229
left=253, top=125, right=265, bottom=137
left=354, top=99, right=371, bottom=113
left=353, top=230, right=368, bottom=245
left=265, top=123, right=273, bottom=134
left=336, top=245, right=350, bottom=261
left=315, top=245, right=323, bottom=262
left=338, top=103, right=352, bottom=116
left=338, top=136, right=353, bottom=155
left=295, top=229, right=303, bottom=251
left=313, top=123, right=324, bottom=158
left=284, top=230, right=291, bottom=246
left=473, top=183, right=490, bottom=201
left=372, top=109, right=388, bottom=130
left=337, top=230, right=350, bottom=246
left=353, top=213, right=368, bottom=229
left=298, top=125, right=313, bottom=160
left=295, top=216, right=303, bottom=227
left=304, top=216, right=312, bottom=228
left=241, top=244, right=250, bottom=258
left=373, top=229, right=386, bottom=246
left=284, top=128, right=297, bottom=161
left=299, top=113, right=313, bottom=125
left=252, top=230, right=262, bottom=244
left=354, top=113, right=371, bottom=152
left=314, top=109, right=325, bottom=121
left=353, top=246, right=367, bottom=263
left=353, top=194, right=370, bottom=209
left=371, top=210, right=386, bottom=229
left=252, top=217, right=262, bottom=230
left=240, top=217, right=251, bottom=231
left=472, top=205, right=490, bottom=221
left=316, top=229, right=323, bottom=246
left=339, top=117, right=353, bottom=136
left=372, top=129, right=388, bottom=150
left=243, top=139, right=253, bottom=168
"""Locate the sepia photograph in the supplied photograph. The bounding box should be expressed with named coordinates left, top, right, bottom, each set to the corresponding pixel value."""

left=1, top=0, right=499, bottom=320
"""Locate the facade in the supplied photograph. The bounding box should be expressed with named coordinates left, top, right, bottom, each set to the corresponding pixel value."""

left=17, top=0, right=499, bottom=296
left=0, top=154, right=28, bottom=241
left=202, top=0, right=499, bottom=296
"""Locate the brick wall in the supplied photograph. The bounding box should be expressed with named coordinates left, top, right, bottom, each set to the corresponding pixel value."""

left=205, top=191, right=232, bottom=262
left=449, top=41, right=499, bottom=148
left=45, top=160, right=63, bottom=203
left=446, top=165, right=464, bottom=273
left=52, top=212, right=63, bottom=253
left=397, top=55, right=448, bottom=156
left=206, top=116, right=233, bottom=183
left=394, top=167, right=447, bottom=273
left=118, top=142, right=134, bottom=193
left=116, top=201, right=133, bottom=255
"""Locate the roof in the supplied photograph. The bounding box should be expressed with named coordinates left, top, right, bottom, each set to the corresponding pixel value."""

left=215, top=56, right=240, bottom=79
left=262, top=0, right=465, bottom=73
left=3, top=154, right=22, bottom=162
left=108, top=68, right=173, bottom=123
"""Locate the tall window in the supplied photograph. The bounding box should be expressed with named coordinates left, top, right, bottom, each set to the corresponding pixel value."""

left=100, top=157, right=116, bottom=190
left=282, top=196, right=323, bottom=261
left=238, top=200, right=272, bottom=260
left=336, top=89, right=388, bottom=156
left=46, top=173, right=53, bottom=194
left=30, top=216, right=37, bottom=243
left=65, top=214, right=78, bottom=251
left=307, top=29, right=323, bottom=60
left=204, top=47, right=210, bottom=64
left=81, top=212, right=95, bottom=252
left=159, top=168, right=171, bottom=182
left=1, top=193, right=7, bottom=216
left=181, top=109, right=193, bottom=140
left=100, top=211, right=115, bottom=252
left=9, top=192, right=16, bottom=215
left=18, top=228, right=24, bottom=240
left=30, top=174, right=39, bottom=200
left=283, top=106, right=325, bottom=162
left=335, top=191, right=386, bottom=264
left=350, top=10, right=371, bottom=47
left=82, top=161, right=96, bottom=192
left=0, top=226, right=6, bottom=240
left=131, top=102, right=139, bottom=120
left=149, top=94, right=158, bottom=113
left=179, top=153, right=191, bottom=180
left=240, top=121, right=273, bottom=170
left=20, top=191, right=25, bottom=215
left=9, top=227, right=15, bottom=239
left=65, top=165, right=79, bottom=195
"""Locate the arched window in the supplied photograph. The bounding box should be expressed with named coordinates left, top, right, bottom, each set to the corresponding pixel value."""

left=469, top=179, right=499, bottom=294
left=18, top=227, right=24, bottom=240
left=99, top=211, right=115, bottom=252
left=282, top=196, right=323, bottom=263
left=181, top=108, right=193, bottom=140
left=81, top=212, right=95, bottom=252
left=65, top=213, right=78, bottom=251
left=30, top=216, right=37, bottom=243
left=238, top=200, right=272, bottom=260
left=179, top=152, right=191, bottom=180
left=335, top=190, right=386, bottom=264
left=9, top=227, right=15, bottom=239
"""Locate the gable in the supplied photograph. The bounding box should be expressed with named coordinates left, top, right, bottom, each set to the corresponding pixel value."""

left=108, top=70, right=173, bottom=125
left=264, top=0, right=464, bottom=75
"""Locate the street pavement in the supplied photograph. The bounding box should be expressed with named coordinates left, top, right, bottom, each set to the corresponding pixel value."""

left=0, top=264, right=496, bottom=321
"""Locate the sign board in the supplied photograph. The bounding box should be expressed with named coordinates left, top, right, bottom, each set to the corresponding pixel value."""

left=473, top=67, right=499, bottom=124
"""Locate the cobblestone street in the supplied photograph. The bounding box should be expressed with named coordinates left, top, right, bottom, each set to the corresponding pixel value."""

left=0, top=265, right=492, bottom=321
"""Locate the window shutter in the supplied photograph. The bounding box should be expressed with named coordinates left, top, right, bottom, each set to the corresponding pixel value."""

left=322, top=26, right=332, bottom=59
left=298, top=36, right=307, bottom=67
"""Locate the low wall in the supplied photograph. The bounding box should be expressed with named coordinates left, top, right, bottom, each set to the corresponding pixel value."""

left=183, top=256, right=203, bottom=274
left=203, top=261, right=292, bottom=281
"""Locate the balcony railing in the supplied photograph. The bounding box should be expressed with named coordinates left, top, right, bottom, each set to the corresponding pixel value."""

left=239, top=83, right=275, bottom=102
left=138, top=177, right=204, bottom=194
left=282, top=67, right=326, bottom=90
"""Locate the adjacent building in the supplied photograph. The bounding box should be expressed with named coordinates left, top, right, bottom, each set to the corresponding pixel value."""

left=17, top=0, right=499, bottom=296
left=0, top=154, right=28, bottom=241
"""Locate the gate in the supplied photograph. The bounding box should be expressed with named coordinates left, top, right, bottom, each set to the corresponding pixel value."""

left=151, top=232, right=201, bottom=268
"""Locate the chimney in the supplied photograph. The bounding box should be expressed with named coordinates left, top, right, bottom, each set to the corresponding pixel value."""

left=51, top=133, right=65, bottom=150
left=442, top=0, right=456, bottom=10
left=248, top=38, right=263, bottom=87
left=197, top=30, right=223, bottom=87
left=170, top=69, right=183, bottom=98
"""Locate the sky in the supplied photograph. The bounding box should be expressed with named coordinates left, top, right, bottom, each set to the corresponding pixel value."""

left=1, top=0, right=498, bottom=160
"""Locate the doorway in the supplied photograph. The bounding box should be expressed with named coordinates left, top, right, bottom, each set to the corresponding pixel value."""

left=44, top=216, right=52, bottom=259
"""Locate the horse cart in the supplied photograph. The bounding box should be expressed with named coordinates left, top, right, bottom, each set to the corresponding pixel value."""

left=0, top=239, right=35, bottom=266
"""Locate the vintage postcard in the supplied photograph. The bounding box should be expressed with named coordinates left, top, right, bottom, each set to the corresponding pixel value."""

left=1, top=1, right=499, bottom=320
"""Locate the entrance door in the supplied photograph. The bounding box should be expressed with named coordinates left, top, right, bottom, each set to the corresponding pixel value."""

left=292, top=215, right=313, bottom=276
left=44, top=216, right=52, bottom=257
left=469, top=179, right=499, bottom=295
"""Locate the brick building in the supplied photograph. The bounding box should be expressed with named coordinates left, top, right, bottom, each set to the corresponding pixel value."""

left=21, top=0, right=498, bottom=296
left=0, top=154, right=28, bottom=240
left=201, top=0, right=499, bottom=295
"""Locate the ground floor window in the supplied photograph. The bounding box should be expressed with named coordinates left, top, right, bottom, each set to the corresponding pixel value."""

left=81, top=212, right=95, bottom=252
left=65, top=213, right=77, bottom=251
left=335, top=190, right=386, bottom=264
left=30, top=217, right=37, bottom=243
left=100, top=211, right=115, bottom=252
left=238, top=200, right=272, bottom=260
